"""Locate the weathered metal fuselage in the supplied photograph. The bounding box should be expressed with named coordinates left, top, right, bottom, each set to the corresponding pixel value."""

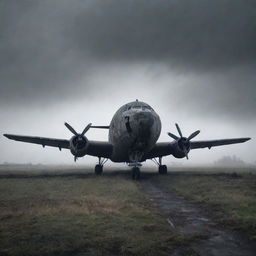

left=109, top=101, right=161, bottom=162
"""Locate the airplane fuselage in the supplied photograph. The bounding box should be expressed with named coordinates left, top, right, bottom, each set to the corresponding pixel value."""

left=109, top=101, right=161, bottom=162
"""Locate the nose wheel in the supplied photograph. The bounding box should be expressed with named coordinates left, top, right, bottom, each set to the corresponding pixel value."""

left=132, top=167, right=141, bottom=180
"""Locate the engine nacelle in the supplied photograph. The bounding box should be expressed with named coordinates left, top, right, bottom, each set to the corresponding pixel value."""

left=171, top=138, right=190, bottom=158
left=70, top=135, right=89, bottom=157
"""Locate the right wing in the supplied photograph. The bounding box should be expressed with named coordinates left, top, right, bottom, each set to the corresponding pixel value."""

left=190, top=138, right=251, bottom=149
left=146, top=137, right=251, bottom=159
left=145, top=142, right=173, bottom=159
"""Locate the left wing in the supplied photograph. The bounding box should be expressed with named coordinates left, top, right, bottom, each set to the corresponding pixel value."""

left=3, top=134, right=70, bottom=150
left=3, top=134, right=113, bottom=158
left=146, top=137, right=251, bottom=159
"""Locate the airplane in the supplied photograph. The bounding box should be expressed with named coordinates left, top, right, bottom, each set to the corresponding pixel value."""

left=4, top=100, right=251, bottom=179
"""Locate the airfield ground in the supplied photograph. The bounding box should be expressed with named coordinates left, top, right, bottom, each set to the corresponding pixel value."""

left=0, top=166, right=255, bottom=256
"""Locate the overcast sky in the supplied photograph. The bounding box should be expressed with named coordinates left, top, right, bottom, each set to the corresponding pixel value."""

left=0, top=0, right=255, bottom=167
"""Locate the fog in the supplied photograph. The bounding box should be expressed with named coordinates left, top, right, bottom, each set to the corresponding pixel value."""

left=1, top=0, right=255, bottom=167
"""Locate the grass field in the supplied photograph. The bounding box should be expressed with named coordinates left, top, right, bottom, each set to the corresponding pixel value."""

left=0, top=168, right=186, bottom=256
left=0, top=166, right=255, bottom=255
left=153, top=167, right=256, bottom=240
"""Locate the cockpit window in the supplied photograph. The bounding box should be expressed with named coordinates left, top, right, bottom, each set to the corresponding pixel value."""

left=125, top=105, right=153, bottom=111
left=142, top=106, right=152, bottom=110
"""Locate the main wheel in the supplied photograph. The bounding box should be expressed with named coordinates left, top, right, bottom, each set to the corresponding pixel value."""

left=132, top=167, right=141, bottom=180
left=95, top=164, right=103, bottom=175
left=159, top=165, right=167, bottom=174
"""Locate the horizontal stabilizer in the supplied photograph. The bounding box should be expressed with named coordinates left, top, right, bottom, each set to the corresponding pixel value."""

left=90, top=126, right=110, bottom=129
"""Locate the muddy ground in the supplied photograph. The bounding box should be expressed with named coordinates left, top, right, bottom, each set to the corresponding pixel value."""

left=139, top=173, right=256, bottom=256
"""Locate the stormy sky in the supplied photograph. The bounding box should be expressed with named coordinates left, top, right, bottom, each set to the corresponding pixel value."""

left=1, top=0, right=255, bottom=166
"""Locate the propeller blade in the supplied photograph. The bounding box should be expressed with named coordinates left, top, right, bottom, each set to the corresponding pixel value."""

left=175, top=123, right=183, bottom=138
left=65, top=122, right=78, bottom=135
left=187, top=130, right=200, bottom=141
left=81, top=123, right=92, bottom=136
left=183, top=148, right=189, bottom=160
left=167, top=132, right=179, bottom=140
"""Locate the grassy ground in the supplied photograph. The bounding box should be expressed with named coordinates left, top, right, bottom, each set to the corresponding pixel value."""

left=0, top=167, right=255, bottom=255
left=153, top=168, right=256, bottom=240
left=0, top=169, right=187, bottom=256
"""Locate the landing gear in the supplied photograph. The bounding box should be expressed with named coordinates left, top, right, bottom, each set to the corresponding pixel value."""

left=94, top=157, right=108, bottom=175
left=95, top=164, right=103, bottom=175
left=158, top=165, right=167, bottom=175
left=132, top=167, right=141, bottom=180
left=152, top=157, right=168, bottom=175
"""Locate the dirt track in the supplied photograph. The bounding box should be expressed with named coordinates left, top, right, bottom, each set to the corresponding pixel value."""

left=140, top=177, right=256, bottom=256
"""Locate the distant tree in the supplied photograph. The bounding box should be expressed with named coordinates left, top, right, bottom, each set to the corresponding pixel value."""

left=214, top=155, right=246, bottom=167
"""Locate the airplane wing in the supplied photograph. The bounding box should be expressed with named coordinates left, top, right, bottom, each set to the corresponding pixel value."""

left=190, top=138, right=251, bottom=149
left=86, top=140, right=113, bottom=158
left=4, top=134, right=70, bottom=149
left=146, top=137, right=251, bottom=159
left=3, top=134, right=113, bottom=158
left=146, top=142, right=172, bottom=158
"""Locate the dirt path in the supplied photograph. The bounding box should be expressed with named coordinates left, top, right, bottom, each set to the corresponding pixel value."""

left=140, top=178, right=256, bottom=256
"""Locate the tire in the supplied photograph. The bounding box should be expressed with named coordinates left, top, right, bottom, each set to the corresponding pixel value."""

left=159, top=165, right=167, bottom=175
left=95, top=164, right=103, bottom=175
left=132, top=167, right=140, bottom=180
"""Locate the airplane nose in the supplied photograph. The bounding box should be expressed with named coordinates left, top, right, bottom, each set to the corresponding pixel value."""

left=125, top=110, right=155, bottom=151
left=134, top=111, right=154, bottom=128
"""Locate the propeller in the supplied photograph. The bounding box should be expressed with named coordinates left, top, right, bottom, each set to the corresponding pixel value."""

left=168, top=123, right=200, bottom=159
left=65, top=122, right=92, bottom=136
left=65, top=122, right=92, bottom=162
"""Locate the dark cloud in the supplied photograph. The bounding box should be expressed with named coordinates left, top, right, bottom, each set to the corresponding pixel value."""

left=0, top=0, right=255, bottom=118
left=0, top=1, right=87, bottom=104
left=74, top=0, right=256, bottom=68
left=150, top=65, right=256, bottom=122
